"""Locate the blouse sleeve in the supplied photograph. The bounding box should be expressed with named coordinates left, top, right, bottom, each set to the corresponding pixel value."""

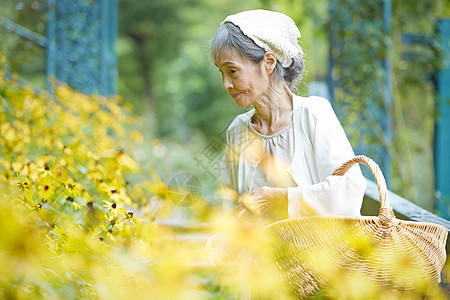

left=287, top=99, right=367, bottom=217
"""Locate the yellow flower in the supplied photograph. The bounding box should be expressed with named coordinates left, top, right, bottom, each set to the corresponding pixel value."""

left=38, top=164, right=54, bottom=182
left=105, top=214, right=123, bottom=232
left=108, top=187, right=120, bottom=202
left=103, top=200, right=126, bottom=217
left=14, top=173, right=31, bottom=197
left=62, top=179, right=81, bottom=198
left=106, top=228, right=115, bottom=241
left=126, top=211, right=135, bottom=226
left=38, top=182, right=55, bottom=200
left=116, top=150, right=139, bottom=173
left=145, top=176, right=170, bottom=200
left=130, top=130, right=144, bottom=144
left=66, top=196, right=81, bottom=210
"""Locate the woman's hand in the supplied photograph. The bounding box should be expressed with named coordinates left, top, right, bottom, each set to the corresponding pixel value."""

left=240, top=186, right=287, bottom=215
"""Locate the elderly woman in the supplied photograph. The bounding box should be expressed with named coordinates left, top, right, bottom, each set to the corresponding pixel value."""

left=210, top=10, right=366, bottom=220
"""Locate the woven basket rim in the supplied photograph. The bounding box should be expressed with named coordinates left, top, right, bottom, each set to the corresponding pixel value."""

left=266, top=214, right=448, bottom=229
left=267, top=155, right=447, bottom=231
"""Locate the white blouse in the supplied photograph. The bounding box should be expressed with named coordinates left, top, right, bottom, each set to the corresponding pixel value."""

left=248, top=120, right=297, bottom=191
left=220, top=95, right=367, bottom=219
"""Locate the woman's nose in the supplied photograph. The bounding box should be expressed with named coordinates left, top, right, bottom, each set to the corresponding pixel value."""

left=222, top=76, right=233, bottom=90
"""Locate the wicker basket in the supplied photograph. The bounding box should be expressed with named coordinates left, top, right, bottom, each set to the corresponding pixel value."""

left=266, top=155, right=448, bottom=297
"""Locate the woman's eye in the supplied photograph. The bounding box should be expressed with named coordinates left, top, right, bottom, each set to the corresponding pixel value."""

left=230, top=69, right=237, bottom=74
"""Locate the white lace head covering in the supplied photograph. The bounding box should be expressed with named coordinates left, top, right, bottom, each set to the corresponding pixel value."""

left=222, top=9, right=302, bottom=68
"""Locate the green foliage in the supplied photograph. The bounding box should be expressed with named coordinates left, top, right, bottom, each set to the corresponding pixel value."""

left=263, top=0, right=448, bottom=210
left=117, top=0, right=261, bottom=141
left=0, top=0, right=47, bottom=87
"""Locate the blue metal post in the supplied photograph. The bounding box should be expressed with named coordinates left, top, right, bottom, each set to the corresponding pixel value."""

left=45, top=0, right=117, bottom=95
left=100, top=0, right=108, bottom=95
left=100, top=0, right=118, bottom=96
left=435, top=19, right=450, bottom=219
left=382, top=0, right=393, bottom=185
left=110, top=0, right=118, bottom=95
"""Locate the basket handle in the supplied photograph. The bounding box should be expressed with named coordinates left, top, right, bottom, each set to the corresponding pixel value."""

left=333, top=155, right=395, bottom=224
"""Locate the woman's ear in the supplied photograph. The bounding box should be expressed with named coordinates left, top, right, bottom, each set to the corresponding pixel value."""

left=263, top=51, right=277, bottom=75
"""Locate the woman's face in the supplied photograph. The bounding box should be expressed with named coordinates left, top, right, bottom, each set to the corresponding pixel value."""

left=215, top=48, right=269, bottom=108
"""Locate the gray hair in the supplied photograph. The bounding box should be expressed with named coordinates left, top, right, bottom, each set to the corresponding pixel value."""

left=210, top=22, right=305, bottom=91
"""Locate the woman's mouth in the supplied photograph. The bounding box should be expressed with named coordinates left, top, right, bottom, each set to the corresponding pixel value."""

left=231, top=92, right=242, bottom=99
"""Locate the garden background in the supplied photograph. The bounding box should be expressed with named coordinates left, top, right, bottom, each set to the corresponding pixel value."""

left=0, top=0, right=449, bottom=298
